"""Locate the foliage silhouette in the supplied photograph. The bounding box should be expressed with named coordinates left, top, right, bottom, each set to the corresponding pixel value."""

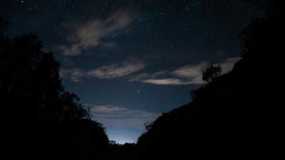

left=202, top=64, right=222, bottom=82
left=0, top=20, right=109, bottom=160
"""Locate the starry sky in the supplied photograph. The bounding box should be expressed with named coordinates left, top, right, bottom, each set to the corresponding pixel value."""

left=1, top=0, right=266, bottom=144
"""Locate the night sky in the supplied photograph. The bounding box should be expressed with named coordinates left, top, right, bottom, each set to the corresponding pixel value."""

left=1, top=0, right=266, bottom=144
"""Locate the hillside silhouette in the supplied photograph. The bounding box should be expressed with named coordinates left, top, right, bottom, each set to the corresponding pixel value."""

left=0, top=0, right=282, bottom=159
left=0, top=25, right=109, bottom=159
left=136, top=5, right=282, bottom=159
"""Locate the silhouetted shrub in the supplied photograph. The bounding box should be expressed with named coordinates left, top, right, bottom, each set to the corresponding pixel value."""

left=202, top=64, right=222, bottom=82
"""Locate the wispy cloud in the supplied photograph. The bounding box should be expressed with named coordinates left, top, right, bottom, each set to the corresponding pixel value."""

left=129, top=71, right=168, bottom=82
left=61, top=9, right=134, bottom=56
left=61, top=57, right=240, bottom=85
left=129, top=57, right=241, bottom=86
left=220, top=57, right=241, bottom=74
left=172, top=62, right=207, bottom=79
left=88, top=105, right=159, bottom=130
left=87, top=59, right=145, bottom=79
left=129, top=62, right=207, bottom=85
left=60, top=68, right=86, bottom=83
left=60, top=59, right=145, bottom=82
left=142, top=78, right=194, bottom=85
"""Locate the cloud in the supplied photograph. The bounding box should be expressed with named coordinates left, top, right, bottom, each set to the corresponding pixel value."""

left=88, top=105, right=159, bottom=130
left=171, top=62, right=208, bottom=85
left=60, top=57, right=240, bottom=85
left=60, top=68, right=86, bottom=83
left=172, top=62, right=207, bottom=79
left=61, top=10, right=134, bottom=56
left=142, top=78, right=192, bottom=85
left=220, top=57, right=241, bottom=74
left=129, top=62, right=207, bottom=85
left=129, top=71, right=168, bottom=82
left=87, top=60, right=145, bottom=79
left=60, top=59, right=145, bottom=82
left=129, top=57, right=241, bottom=86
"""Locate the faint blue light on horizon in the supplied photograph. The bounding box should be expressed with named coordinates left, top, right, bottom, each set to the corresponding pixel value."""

left=107, top=129, right=139, bottom=144
left=110, top=136, right=135, bottom=144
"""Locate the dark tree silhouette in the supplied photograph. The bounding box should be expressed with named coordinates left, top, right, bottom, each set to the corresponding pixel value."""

left=202, top=64, right=222, bottom=82
left=0, top=17, right=5, bottom=33
left=0, top=20, right=109, bottom=160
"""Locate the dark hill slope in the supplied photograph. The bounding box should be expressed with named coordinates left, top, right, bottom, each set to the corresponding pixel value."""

left=137, top=16, right=281, bottom=160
